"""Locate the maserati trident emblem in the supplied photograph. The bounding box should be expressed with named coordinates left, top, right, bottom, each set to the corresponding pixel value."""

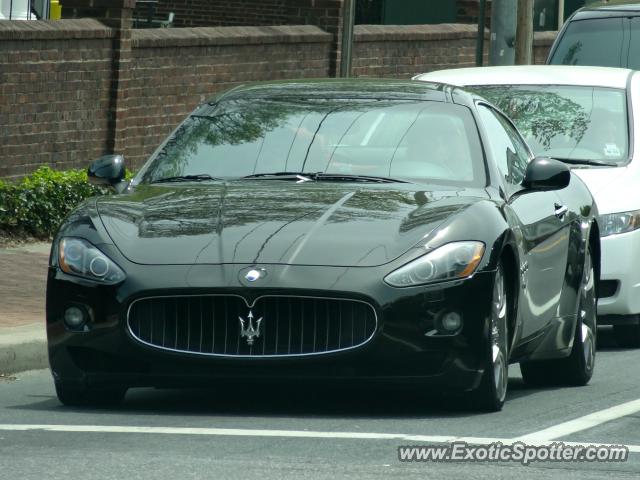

left=245, top=269, right=262, bottom=282
left=239, top=310, right=262, bottom=346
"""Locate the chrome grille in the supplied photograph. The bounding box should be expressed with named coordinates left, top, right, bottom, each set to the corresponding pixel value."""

left=127, top=295, right=377, bottom=357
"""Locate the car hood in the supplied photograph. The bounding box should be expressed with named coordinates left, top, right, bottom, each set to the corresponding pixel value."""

left=571, top=166, right=637, bottom=213
left=96, top=182, right=485, bottom=267
left=571, top=166, right=627, bottom=194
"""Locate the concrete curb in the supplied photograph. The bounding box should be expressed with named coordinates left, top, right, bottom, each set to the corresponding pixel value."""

left=0, top=324, right=48, bottom=374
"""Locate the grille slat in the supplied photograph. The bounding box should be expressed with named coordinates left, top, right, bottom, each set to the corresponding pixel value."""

left=223, top=297, right=228, bottom=354
left=148, top=302, right=153, bottom=345
left=174, top=299, right=178, bottom=350
left=199, top=298, right=203, bottom=353
left=351, top=303, right=355, bottom=347
left=214, top=299, right=216, bottom=352
left=300, top=300, right=304, bottom=355
left=312, top=302, right=317, bottom=354
left=275, top=301, right=280, bottom=354
left=325, top=301, right=330, bottom=352
left=262, top=304, right=267, bottom=356
left=186, top=301, right=191, bottom=352
left=337, top=303, right=342, bottom=350
left=287, top=300, right=292, bottom=355
left=161, top=303, right=166, bottom=348
left=128, top=295, right=377, bottom=357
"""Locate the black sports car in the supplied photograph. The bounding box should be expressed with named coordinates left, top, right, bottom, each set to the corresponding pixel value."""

left=46, top=79, right=600, bottom=411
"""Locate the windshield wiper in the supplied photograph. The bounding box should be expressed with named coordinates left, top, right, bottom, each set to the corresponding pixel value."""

left=242, top=172, right=309, bottom=179
left=313, top=173, right=407, bottom=183
left=242, top=172, right=406, bottom=183
left=553, top=158, right=619, bottom=167
left=242, top=172, right=315, bottom=183
left=150, top=174, right=222, bottom=184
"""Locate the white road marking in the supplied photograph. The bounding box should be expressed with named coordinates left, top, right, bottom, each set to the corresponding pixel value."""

left=0, top=424, right=462, bottom=441
left=0, top=424, right=637, bottom=452
left=517, top=398, right=640, bottom=442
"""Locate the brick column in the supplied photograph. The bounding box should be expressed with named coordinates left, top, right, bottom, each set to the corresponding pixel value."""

left=62, top=0, right=135, bottom=157
left=286, top=0, right=345, bottom=77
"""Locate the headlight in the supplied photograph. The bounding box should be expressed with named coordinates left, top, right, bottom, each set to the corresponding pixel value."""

left=599, top=210, right=640, bottom=237
left=384, top=241, right=485, bottom=287
left=57, top=237, right=126, bottom=284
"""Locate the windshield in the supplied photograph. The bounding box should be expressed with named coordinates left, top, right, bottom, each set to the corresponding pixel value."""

left=137, top=97, right=486, bottom=186
left=549, top=17, right=626, bottom=67
left=469, top=85, right=629, bottom=165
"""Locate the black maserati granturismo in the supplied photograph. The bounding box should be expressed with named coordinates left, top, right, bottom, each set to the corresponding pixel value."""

left=46, top=79, right=600, bottom=411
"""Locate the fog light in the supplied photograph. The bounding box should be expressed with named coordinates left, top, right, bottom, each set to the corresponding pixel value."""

left=64, top=306, right=86, bottom=328
left=440, top=311, right=462, bottom=333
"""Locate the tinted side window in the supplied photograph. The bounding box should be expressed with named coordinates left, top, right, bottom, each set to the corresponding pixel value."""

left=477, top=106, right=530, bottom=187
left=549, top=17, right=625, bottom=67
left=495, top=114, right=530, bottom=186
left=629, top=18, right=640, bottom=69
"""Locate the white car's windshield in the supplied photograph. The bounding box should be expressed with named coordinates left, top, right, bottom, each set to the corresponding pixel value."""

left=470, top=85, right=629, bottom=166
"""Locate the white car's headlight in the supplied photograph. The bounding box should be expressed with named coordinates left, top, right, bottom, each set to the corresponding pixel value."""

left=599, top=210, right=640, bottom=237
left=384, top=241, right=485, bottom=287
left=58, top=237, right=126, bottom=284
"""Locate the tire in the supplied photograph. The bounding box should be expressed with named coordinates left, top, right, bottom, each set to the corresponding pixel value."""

left=55, top=383, right=127, bottom=407
left=521, top=246, right=597, bottom=387
left=473, top=263, right=509, bottom=412
left=613, top=323, right=640, bottom=348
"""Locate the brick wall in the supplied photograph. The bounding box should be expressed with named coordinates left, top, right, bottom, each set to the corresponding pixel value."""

left=154, top=0, right=344, bottom=74
left=352, top=25, right=555, bottom=78
left=154, top=0, right=344, bottom=75
left=287, top=0, right=343, bottom=74
left=352, top=24, right=485, bottom=78
left=155, top=0, right=289, bottom=27
left=0, top=19, right=114, bottom=178
left=286, top=0, right=343, bottom=32
left=155, top=0, right=343, bottom=30
left=0, top=18, right=556, bottom=180
left=0, top=21, right=330, bottom=178
left=125, top=25, right=332, bottom=166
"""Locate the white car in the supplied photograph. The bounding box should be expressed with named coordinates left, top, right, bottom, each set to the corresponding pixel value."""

left=414, top=65, right=640, bottom=347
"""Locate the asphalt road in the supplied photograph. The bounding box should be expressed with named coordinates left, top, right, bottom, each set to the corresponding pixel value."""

left=0, top=328, right=639, bottom=480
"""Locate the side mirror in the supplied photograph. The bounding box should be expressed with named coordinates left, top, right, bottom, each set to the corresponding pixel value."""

left=521, top=157, right=570, bottom=191
left=88, top=154, right=126, bottom=187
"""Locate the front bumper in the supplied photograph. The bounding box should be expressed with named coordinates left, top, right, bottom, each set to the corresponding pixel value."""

left=46, top=260, right=495, bottom=392
left=597, top=228, right=640, bottom=319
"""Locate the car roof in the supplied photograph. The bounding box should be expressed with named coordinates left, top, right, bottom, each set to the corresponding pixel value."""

left=414, top=65, right=633, bottom=89
left=574, top=3, right=640, bottom=19
left=215, top=78, right=475, bottom=106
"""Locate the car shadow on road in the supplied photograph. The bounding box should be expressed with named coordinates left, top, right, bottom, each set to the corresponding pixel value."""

left=596, top=325, right=636, bottom=352
left=12, top=374, right=548, bottom=420
left=13, top=331, right=626, bottom=419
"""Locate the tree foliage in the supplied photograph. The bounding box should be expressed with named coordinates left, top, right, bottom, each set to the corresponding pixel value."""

left=471, top=86, right=590, bottom=150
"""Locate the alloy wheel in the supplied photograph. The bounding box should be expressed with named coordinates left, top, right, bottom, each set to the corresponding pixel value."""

left=580, top=249, right=596, bottom=372
left=491, top=266, right=509, bottom=403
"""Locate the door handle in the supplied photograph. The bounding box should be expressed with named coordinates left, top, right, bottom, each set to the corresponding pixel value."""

left=554, top=203, right=568, bottom=219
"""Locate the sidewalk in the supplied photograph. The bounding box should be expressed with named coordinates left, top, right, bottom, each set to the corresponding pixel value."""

left=0, top=243, right=50, bottom=374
